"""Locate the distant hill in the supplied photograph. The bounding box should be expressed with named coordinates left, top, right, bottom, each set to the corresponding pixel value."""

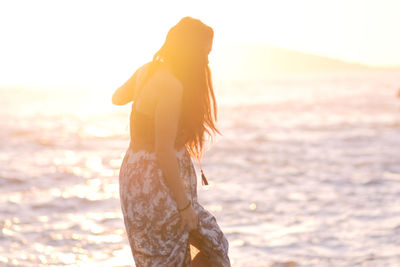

left=211, top=44, right=397, bottom=81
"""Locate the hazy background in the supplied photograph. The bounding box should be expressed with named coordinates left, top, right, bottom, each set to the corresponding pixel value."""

left=1, top=0, right=400, bottom=88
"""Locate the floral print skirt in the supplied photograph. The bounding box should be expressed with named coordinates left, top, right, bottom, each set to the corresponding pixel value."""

left=119, top=146, right=231, bottom=267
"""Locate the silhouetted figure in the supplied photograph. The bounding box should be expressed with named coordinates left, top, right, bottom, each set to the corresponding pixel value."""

left=112, top=17, right=230, bottom=267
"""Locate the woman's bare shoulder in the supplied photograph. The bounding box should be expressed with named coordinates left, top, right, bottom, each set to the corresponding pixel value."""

left=155, top=67, right=183, bottom=91
left=134, top=62, right=182, bottom=107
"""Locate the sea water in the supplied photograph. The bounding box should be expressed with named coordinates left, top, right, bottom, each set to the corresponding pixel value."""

left=1, top=70, right=400, bottom=266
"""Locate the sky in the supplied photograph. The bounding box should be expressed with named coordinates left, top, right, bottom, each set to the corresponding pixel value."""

left=1, top=0, right=400, bottom=88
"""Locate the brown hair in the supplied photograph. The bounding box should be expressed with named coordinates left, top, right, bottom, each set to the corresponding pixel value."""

left=145, top=17, right=220, bottom=161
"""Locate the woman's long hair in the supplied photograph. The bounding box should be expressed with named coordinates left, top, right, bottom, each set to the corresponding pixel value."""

left=144, top=17, right=220, bottom=161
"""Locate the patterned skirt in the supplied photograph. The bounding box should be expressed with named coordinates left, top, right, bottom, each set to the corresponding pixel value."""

left=119, top=146, right=231, bottom=267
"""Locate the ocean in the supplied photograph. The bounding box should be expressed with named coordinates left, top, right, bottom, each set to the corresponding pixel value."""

left=1, top=70, right=400, bottom=266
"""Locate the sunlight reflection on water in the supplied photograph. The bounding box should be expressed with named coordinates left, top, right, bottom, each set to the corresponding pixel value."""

left=1, top=71, right=400, bottom=266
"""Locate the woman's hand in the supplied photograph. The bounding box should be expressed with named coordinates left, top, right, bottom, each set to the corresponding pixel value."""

left=179, top=204, right=198, bottom=232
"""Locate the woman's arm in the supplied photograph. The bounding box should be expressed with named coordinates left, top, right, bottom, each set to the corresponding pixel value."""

left=154, top=77, right=190, bottom=208
left=112, top=70, right=138, bottom=105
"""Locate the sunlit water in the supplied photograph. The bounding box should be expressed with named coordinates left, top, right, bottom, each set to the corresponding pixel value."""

left=1, top=70, right=400, bottom=266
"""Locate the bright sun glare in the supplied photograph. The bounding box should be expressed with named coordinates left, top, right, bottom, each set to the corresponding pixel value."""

left=0, top=0, right=400, bottom=89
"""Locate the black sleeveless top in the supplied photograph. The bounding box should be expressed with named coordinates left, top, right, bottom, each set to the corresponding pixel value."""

left=129, top=102, right=187, bottom=149
left=129, top=102, right=209, bottom=185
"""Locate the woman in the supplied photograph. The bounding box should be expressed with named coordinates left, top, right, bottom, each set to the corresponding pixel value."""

left=112, top=17, right=231, bottom=267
